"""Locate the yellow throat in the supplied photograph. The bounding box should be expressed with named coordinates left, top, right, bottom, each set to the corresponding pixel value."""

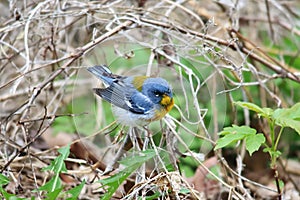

left=161, top=94, right=174, bottom=112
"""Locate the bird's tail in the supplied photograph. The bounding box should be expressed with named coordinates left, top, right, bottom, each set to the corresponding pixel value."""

left=87, top=65, right=115, bottom=85
left=87, top=65, right=112, bottom=78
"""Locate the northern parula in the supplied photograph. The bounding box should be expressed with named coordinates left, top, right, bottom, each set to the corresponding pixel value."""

left=88, top=65, right=174, bottom=127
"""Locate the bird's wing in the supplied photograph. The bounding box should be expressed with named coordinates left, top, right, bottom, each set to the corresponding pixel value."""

left=128, top=92, right=154, bottom=114
left=93, top=79, right=154, bottom=114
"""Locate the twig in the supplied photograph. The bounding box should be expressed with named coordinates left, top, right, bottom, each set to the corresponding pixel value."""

left=1, top=107, right=51, bottom=172
left=137, top=16, right=300, bottom=83
left=265, top=0, right=275, bottom=41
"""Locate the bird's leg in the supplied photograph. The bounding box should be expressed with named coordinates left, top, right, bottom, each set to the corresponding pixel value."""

left=128, top=127, right=144, bottom=150
left=111, top=128, right=125, bottom=144
left=142, top=125, right=152, bottom=137
left=129, top=127, right=140, bottom=150
left=135, top=127, right=148, bottom=183
left=165, top=127, right=180, bottom=171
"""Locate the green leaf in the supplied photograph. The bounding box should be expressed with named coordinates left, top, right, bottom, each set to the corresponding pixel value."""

left=214, top=133, right=245, bottom=149
left=263, top=147, right=282, bottom=158
left=215, top=125, right=257, bottom=150
left=99, top=150, right=156, bottom=200
left=261, top=108, right=274, bottom=117
left=215, top=125, right=265, bottom=156
left=273, top=103, right=300, bottom=134
left=179, top=188, right=190, bottom=194
left=43, top=145, right=70, bottom=174
left=0, top=174, right=9, bottom=186
left=234, top=101, right=273, bottom=118
left=179, top=157, right=195, bottom=177
left=39, top=145, right=70, bottom=194
left=44, top=187, right=63, bottom=200
left=219, top=125, right=256, bottom=136
left=38, top=175, right=62, bottom=193
left=278, top=179, right=285, bottom=190
left=65, top=180, right=85, bottom=200
left=245, top=133, right=265, bottom=156
left=0, top=187, right=15, bottom=200
left=118, top=149, right=156, bottom=166
left=0, top=187, right=29, bottom=200
left=234, top=101, right=264, bottom=113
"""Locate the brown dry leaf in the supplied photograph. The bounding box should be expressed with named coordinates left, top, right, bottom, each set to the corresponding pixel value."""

left=186, top=156, right=220, bottom=199
left=42, top=128, right=74, bottom=148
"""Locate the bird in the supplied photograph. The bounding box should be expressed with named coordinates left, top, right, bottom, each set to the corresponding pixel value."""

left=87, top=65, right=174, bottom=127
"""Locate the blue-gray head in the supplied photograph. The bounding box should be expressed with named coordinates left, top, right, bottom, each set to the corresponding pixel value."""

left=141, top=77, right=173, bottom=107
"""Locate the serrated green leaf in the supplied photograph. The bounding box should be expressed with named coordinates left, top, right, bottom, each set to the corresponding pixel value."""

left=43, top=145, right=70, bottom=173
left=0, top=174, right=9, bottom=186
left=0, top=187, right=15, bottom=200
left=179, top=188, right=190, bottom=194
left=273, top=103, right=300, bottom=135
left=118, top=149, right=156, bottom=166
left=39, top=145, right=70, bottom=195
left=0, top=188, right=28, bottom=199
left=99, top=150, right=156, bottom=200
left=214, top=134, right=245, bottom=150
left=235, top=101, right=264, bottom=113
left=263, top=148, right=282, bottom=158
left=278, top=179, right=285, bottom=190
left=245, top=134, right=265, bottom=156
left=38, top=175, right=62, bottom=193
left=100, top=168, right=136, bottom=200
left=45, top=187, right=63, bottom=200
left=215, top=125, right=258, bottom=150
left=65, top=180, right=85, bottom=200
left=261, top=108, right=274, bottom=117
left=234, top=101, right=272, bottom=118
left=57, top=145, right=71, bottom=158
left=219, top=125, right=256, bottom=136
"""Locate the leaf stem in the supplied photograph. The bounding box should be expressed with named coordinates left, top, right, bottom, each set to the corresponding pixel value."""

left=274, top=127, right=284, bottom=151
left=267, top=119, right=278, bottom=167
left=269, top=120, right=275, bottom=147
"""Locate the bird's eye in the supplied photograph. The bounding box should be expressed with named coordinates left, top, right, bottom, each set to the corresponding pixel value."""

left=154, top=90, right=160, bottom=97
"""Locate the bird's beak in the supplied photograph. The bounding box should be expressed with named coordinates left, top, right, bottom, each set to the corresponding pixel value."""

left=161, top=94, right=174, bottom=112
left=161, top=94, right=172, bottom=106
